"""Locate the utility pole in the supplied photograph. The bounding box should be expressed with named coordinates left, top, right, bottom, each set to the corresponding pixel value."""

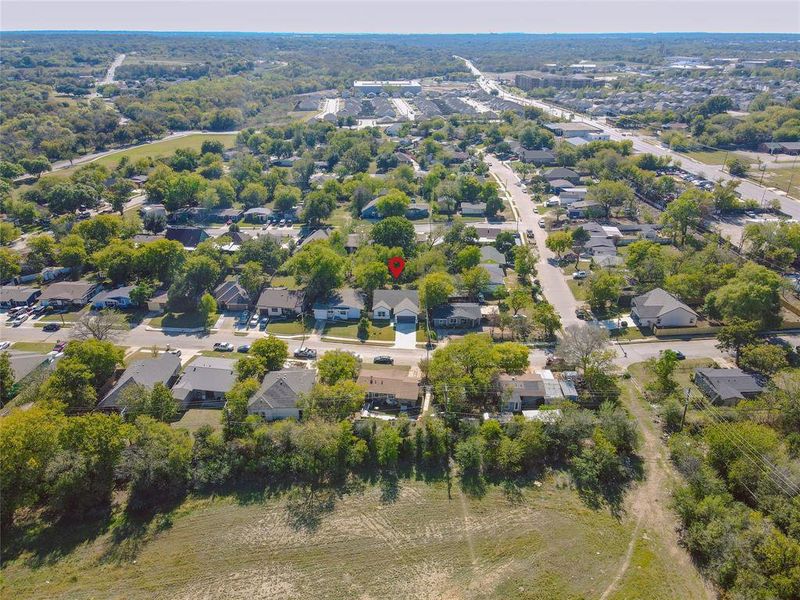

left=681, top=387, right=691, bottom=431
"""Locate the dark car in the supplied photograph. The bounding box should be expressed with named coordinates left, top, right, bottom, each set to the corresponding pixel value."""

left=293, top=347, right=317, bottom=359
left=237, top=344, right=251, bottom=353
left=373, top=355, right=394, bottom=365
left=42, top=323, right=61, bottom=332
left=674, top=351, right=686, bottom=360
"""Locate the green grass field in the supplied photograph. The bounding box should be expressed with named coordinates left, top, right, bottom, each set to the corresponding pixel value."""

left=323, top=320, right=395, bottom=341
left=685, top=150, right=753, bottom=167
left=149, top=311, right=209, bottom=330
left=266, top=316, right=314, bottom=335
left=172, top=409, right=223, bottom=433
left=0, top=478, right=706, bottom=600
left=91, top=134, right=236, bottom=170
left=10, top=342, right=56, bottom=353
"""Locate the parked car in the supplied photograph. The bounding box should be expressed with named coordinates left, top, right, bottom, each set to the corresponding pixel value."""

left=572, top=270, right=588, bottom=279
left=293, top=347, right=317, bottom=359
left=166, top=348, right=182, bottom=356
left=526, top=229, right=535, bottom=236
left=533, top=206, right=539, bottom=213
left=538, top=219, right=545, bottom=228
left=258, top=316, right=269, bottom=331
left=373, top=355, right=394, bottom=365
left=249, top=314, right=259, bottom=328
left=213, top=342, right=234, bottom=352
left=42, top=323, right=61, bottom=332
left=53, top=340, right=67, bottom=352
left=575, top=308, right=590, bottom=320
left=0, top=341, right=10, bottom=350
left=12, top=314, right=28, bottom=326
left=237, top=344, right=251, bottom=353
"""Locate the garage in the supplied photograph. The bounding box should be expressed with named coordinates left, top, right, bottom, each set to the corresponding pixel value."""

left=395, top=314, right=417, bottom=324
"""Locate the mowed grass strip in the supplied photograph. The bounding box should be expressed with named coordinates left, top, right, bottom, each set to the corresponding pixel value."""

left=1, top=479, right=699, bottom=600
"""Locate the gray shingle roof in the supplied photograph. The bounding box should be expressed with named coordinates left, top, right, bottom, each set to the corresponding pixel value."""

left=313, top=288, right=365, bottom=311
left=479, top=246, right=506, bottom=264
left=99, top=354, right=181, bottom=409
left=171, top=357, right=237, bottom=397
left=695, top=368, right=764, bottom=401
left=373, top=289, right=420, bottom=313
left=250, top=368, right=316, bottom=409
left=632, top=288, right=697, bottom=319
left=431, top=302, right=481, bottom=321
left=257, top=287, right=304, bottom=311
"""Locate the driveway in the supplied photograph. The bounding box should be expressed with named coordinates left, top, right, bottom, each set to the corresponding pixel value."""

left=393, top=321, right=417, bottom=349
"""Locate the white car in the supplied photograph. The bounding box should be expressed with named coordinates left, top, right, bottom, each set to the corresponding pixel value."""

left=533, top=206, right=539, bottom=214
left=0, top=341, right=10, bottom=350
left=572, top=270, right=588, bottom=280
left=538, top=219, right=546, bottom=228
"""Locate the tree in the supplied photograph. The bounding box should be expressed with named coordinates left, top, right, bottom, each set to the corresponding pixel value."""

left=508, top=286, right=531, bottom=315
left=300, top=381, right=367, bottom=421
left=70, top=307, right=126, bottom=341
left=376, top=190, right=410, bottom=217
left=705, top=262, right=783, bottom=328
left=586, top=270, right=623, bottom=313
left=495, top=342, right=530, bottom=374
left=42, top=357, right=97, bottom=409
left=108, top=179, right=135, bottom=214
left=545, top=230, right=572, bottom=258
left=239, top=261, right=266, bottom=299
left=0, top=222, right=21, bottom=246
left=302, top=190, right=336, bottom=225
left=57, top=234, right=88, bottom=273
left=647, top=350, right=679, bottom=397
left=64, top=339, right=123, bottom=390
left=119, top=382, right=179, bottom=423
left=494, top=231, right=516, bottom=257
left=716, top=318, right=760, bottom=365
left=354, top=261, right=389, bottom=300
left=273, top=184, right=301, bottom=213
left=531, top=301, right=561, bottom=339
left=454, top=245, right=481, bottom=272
left=513, top=245, right=536, bottom=279
left=198, top=292, right=217, bottom=329
left=240, top=182, right=269, bottom=209
left=428, top=334, right=502, bottom=410
left=0, top=248, right=21, bottom=280
left=727, top=157, right=749, bottom=178
left=317, top=350, right=360, bottom=385
left=739, top=344, right=789, bottom=376
left=586, top=180, right=634, bottom=218
left=371, top=216, right=416, bottom=255
left=661, top=190, right=704, bottom=246
left=285, top=241, right=346, bottom=301
left=0, top=352, right=15, bottom=405
left=419, top=271, right=454, bottom=310
left=250, top=336, right=288, bottom=372
left=625, top=239, right=667, bottom=288
left=20, top=155, right=51, bottom=178
left=462, top=266, right=490, bottom=299
left=557, top=323, right=612, bottom=374
left=135, top=239, right=186, bottom=284
left=712, top=179, right=741, bottom=211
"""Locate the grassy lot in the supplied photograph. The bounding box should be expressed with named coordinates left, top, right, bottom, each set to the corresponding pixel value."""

left=39, top=307, right=89, bottom=323
left=328, top=205, right=353, bottom=229
left=759, top=165, right=800, bottom=199
left=323, top=320, right=394, bottom=341
left=10, top=342, right=56, bottom=353
left=172, top=409, right=223, bottom=434
left=685, top=150, right=754, bottom=167
left=268, top=275, right=301, bottom=290
left=150, top=311, right=208, bottom=329
left=566, top=278, right=589, bottom=301
left=92, top=134, right=237, bottom=170
left=123, top=349, right=163, bottom=365
left=0, top=478, right=704, bottom=600
left=266, top=316, right=314, bottom=336
left=627, top=357, right=718, bottom=395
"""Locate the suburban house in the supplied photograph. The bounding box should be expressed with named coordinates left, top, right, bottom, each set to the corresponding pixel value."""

left=548, top=179, right=575, bottom=193
left=474, top=225, right=505, bottom=243
left=405, top=203, right=430, bottom=220
left=146, top=289, right=170, bottom=312
left=243, top=207, right=272, bottom=223
left=480, top=263, right=506, bottom=291
left=694, top=368, right=765, bottom=406
left=171, top=357, right=237, bottom=409
left=218, top=230, right=252, bottom=253
left=0, top=285, right=41, bottom=308
left=631, top=288, right=698, bottom=328
left=98, top=353, right=182, bottom=411
left=372, top=289, right=420, bottom=324
left=165, top=226, right=210, bottom=250
left=91, top=286, right=138, bottom=310
left=461, top=202, right=487, bottom=216
left=568, top=200, right=602, bottom=219
left=313, top=288, right=365, bottom=321
left=247, top=368, right=316, bottom=421
left=430, top=302, right=481, bottom=328
left=39, top=281, right=99, bottom=308
left=759, top=141, right=800, bottom=155
left=480, top=245, right=507, bottom=266
left=518, top=149, right=557, bottom=165
left=213, top=280, right=252, bottom=312
left=257, top=288, right=305, bottom=317
left=558, top=187, right=588, bottom=205
left=499, top=371, right=565, bottom=411
left=8, top=351, right=53, bottom=384
left=543, top=167, right=580, bottom=183
left=140, top=203, right=167, bottom=220
left=296, top=228, right=332, bottom=250
left=358, top=369, right=420, bottom=408
left=360, top=199, right=383, bottom=219
left=345, top=233, right=362, bottom=253
left=208, top=208, right=243, bottom=223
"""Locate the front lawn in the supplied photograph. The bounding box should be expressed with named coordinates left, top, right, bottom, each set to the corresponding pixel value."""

left=266, top=316, right=315, bottom=335
left=150, top=311, right=209, bottom=329
left=10, top=342, right=57, bottom=353
left=323, top=320, right=394, bottom=341
left=39, top=307, right=89, bottom=322
left=566, top=278, right=589, bottom=301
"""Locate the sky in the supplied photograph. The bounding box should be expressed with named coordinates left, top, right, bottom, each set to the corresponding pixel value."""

left=2, top=0, right=799, bottom=33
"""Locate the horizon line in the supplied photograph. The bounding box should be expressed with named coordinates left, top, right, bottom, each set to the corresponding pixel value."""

left=3, top=30, right=800, bottom=35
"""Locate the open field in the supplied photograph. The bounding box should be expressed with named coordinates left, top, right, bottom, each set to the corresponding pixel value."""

left=91, top=134, right=237, bottom=170
left=10, top=342, right=55, bottom=353
left=149, top=311, right=208, bottom=329
left=685, top=150, right=754, bottom=167
left=759, top=165, right=800, bottom=199
left=0, top=477, right=708, bottom=600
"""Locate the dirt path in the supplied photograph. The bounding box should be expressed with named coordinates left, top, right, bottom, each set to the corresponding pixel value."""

left=599, top=376, right=713, bottom=600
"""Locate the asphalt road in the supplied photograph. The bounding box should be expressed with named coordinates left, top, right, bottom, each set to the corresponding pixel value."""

left=457, top=56, right=796, bottom=246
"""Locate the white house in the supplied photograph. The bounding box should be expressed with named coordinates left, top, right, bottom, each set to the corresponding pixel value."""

left=372, top=289, right=420, bottom=324
left=313, top=288, right=365, bottom=321
left=91, top=286, right=137, bottom=309
left=631, top=287, right=698, bottom=328
left=558, top=187, right=588, bottom=205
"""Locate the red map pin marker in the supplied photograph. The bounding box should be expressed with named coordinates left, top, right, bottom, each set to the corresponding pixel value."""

left=387, top=256, right=405, bottom=280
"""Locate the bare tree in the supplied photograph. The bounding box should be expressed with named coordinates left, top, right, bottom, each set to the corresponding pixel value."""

left=556, top=323, right=614, bottom=373
left=71, top=309, right=127, bottom=341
